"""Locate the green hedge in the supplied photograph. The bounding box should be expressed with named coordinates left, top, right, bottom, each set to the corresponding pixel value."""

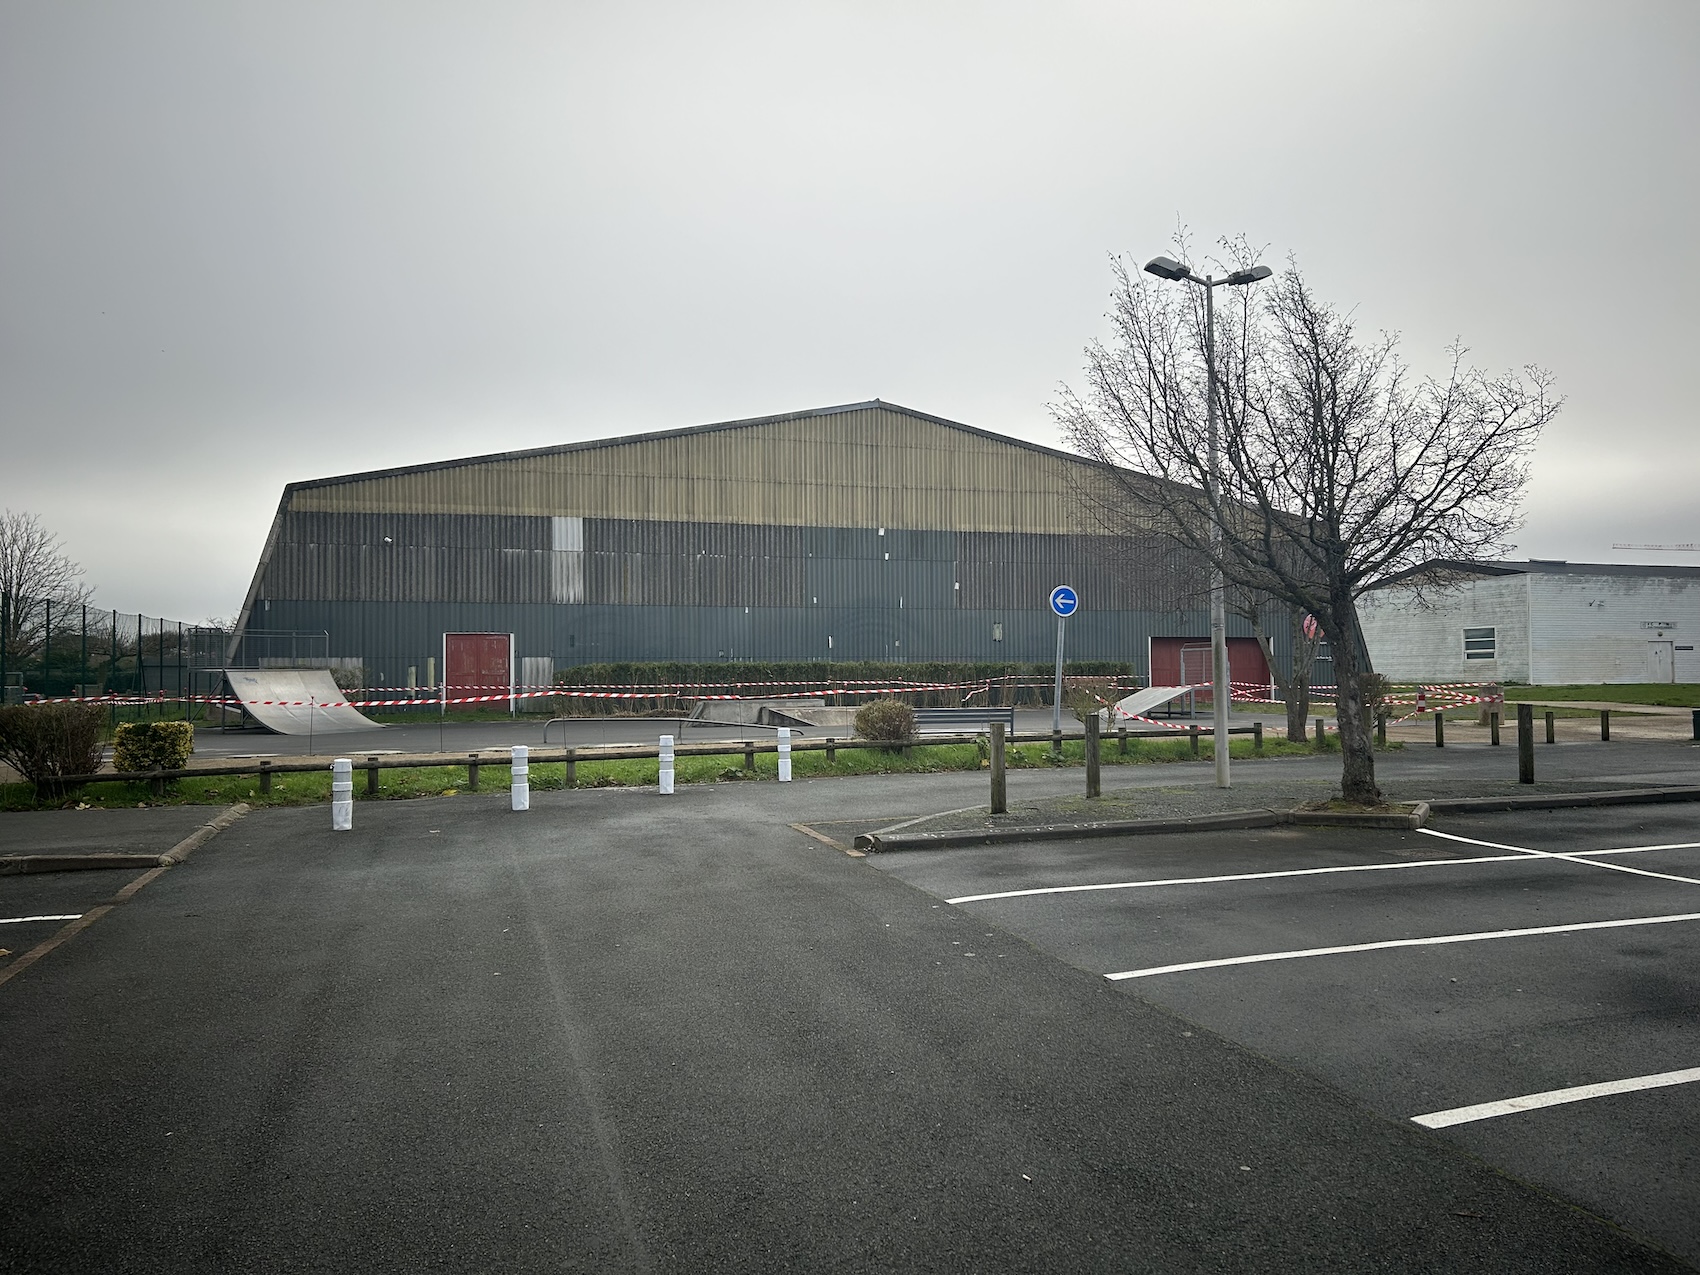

left=112, top=720, right=195, bottom=771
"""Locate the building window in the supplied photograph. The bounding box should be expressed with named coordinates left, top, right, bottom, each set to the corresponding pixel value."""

left=1463, top=626, right=1496, bottom=660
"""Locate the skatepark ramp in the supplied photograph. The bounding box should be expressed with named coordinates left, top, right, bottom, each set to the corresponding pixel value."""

left=1112, top=686, right=1201, bottom=720
left=224, top=668, right=381, bottom=735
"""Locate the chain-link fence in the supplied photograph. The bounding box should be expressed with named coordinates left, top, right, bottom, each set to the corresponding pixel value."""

left=0, top=593, right=333, bottom=714
left=0, top=595, right=228, bottom=707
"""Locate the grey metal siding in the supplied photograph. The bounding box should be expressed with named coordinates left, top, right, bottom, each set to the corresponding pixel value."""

left=235, top=403, right=1288, bottom=684
left=252, top=597, right=1271, bottom=689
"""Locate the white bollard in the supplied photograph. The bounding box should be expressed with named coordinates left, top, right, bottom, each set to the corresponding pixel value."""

left=511, top=744, right=530, bottom=811
left=659, top=734, right=675, bottom=795
left=331, top=757, right=353, bottom=830
left=777, top=727, right=792, bottom=782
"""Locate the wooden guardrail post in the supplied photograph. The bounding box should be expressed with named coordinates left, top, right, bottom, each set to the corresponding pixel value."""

left=1375, top=713, right=1387, bottom=747
left=1517, top=703, right=1534, bottom=784
left=1600, top=709, right=1610, bottom=741
left=1434, top=713, right=1445, bottom=748
left=1253, top=721, right=1263, bottom=753
left=989, top=722, right=1007, bottom=815
left=826, top=737, right=837, bottom=764
left=1489, top=711, right=1500, bottom=745
left=259, top=760, right=272, bottom=795
left=1315, top=718, right=1325, bottom=749
left=1545, top=711, right=1555, bottom=744
left=366, top=755, right=379, bottom=795
left=744, top=741, right=756, bottom=770
left=467, top=753, right=480, bottom=791
left=1117, top=726, right=1128, bottom=756
left=565, top=747, right=576, bottom=788
left=1085, top=715, right=1101, bottom=798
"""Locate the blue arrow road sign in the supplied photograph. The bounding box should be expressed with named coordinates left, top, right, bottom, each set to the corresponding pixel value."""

left=1049, top=585, right=1078, bottom=618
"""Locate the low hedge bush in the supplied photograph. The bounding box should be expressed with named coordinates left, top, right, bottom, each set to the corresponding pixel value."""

left=112, top=720, right=196, bottom=772
left=854, top=698, right=916, bottom=744
left=0, top=702, right=106, bottom=796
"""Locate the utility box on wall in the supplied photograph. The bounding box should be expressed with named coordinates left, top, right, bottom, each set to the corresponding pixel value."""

left=444, top=632, right=514, bottom=712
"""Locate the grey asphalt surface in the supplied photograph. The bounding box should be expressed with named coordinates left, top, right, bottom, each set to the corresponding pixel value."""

left=869, top=802, right=1700, bottom=1267
left=2, top=744, right=1697, bottom=1271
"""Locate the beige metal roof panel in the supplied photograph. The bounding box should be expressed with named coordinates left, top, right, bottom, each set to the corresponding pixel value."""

left=287, top=403, right=1090, bottom=533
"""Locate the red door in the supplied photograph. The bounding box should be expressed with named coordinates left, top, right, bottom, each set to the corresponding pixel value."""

left=444, top=632, right=513, bottom=710
left=1148, top=637, right=1272, bottom=700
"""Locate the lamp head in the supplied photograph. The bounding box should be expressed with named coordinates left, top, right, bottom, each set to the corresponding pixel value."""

left=1143, top=256, right=1192, bottom=282
left=1224, top=264, right=1273, bottom=286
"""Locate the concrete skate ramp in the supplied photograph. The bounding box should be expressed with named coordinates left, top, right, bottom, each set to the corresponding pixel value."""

left=224, top=668, right=381, bottom=735
left=1113, top=686, right=1200, bottom=720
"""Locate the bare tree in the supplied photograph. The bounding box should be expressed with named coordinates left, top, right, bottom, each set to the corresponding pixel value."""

left=0, top=511, right=94, bottom=661
left=1231, top=590, right=1320, bottom=743
left=1055, top=251, right=1558, bottom=803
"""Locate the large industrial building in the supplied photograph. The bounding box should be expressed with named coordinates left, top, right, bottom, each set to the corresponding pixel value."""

left=230, top=401, right=1279, bottom=690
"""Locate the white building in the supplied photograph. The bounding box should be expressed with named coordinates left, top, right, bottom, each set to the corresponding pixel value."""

left=1358, top=560, right=1700, bottom=685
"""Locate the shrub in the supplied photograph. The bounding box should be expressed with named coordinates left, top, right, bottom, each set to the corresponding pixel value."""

left=854, top=698, right=916, bottom=744
left=330, top=666, right=371, bottom=693
left=1358, top=673, right=1393, bottom=717
left=1064, top=678, right=1115, bottom=724
left=0, top=703, right=106, bottom=796
left=113, top=720, right=196, bottom=772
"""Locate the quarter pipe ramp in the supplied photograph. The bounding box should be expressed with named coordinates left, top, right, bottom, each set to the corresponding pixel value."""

left=224, top=669, right=381, bottom=735
left=1113, top=686, right=1201, bottom=720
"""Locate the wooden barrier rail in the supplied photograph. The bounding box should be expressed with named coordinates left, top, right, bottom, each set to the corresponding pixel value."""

left=34, top=725, right=1266, bottom=789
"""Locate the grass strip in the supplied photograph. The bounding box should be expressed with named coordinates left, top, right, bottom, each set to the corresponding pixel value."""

left=0, top=733, right=1357, bottom=811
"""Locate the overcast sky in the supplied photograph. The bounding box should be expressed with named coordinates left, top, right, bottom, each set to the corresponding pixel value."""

left=3, top=0, right=1696, bottom=620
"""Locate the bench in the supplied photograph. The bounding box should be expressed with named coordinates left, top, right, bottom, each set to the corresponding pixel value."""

left=912, top=706, right=1017, bottom=734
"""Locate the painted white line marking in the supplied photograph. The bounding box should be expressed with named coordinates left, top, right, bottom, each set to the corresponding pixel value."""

left=872, top=805, right=987, bottom=836
left=1, top=914, right=83, bottom=925
left=1412, top=1067, right=1700, bottom=1129
left=948, top=855, right=1535, bottom=904
left=947, top=840, right=1700, bottom=906
left=1104, top=911, right=1700, bottom=980
left=1420, top=829, right=1700, bottom=887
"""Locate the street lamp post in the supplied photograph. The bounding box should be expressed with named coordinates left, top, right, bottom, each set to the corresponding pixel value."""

left=1143, top=255, right=1272, bottom=789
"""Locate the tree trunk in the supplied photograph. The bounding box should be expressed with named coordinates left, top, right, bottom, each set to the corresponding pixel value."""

left=1326, top=597, right=1380, bottom=804
left=1252, top=606, right=1315, bottom=743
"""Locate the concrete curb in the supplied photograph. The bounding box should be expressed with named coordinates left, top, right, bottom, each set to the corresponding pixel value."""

left=0, top=803, right=250, bottom=875
left=158, top=803, right=250, bottom=866
left=857, top=786, right=1700, bottom=852
left=0, top=853, right=164, bottom=875
left=1426, top=786, right=1700, bottom=814
left=1292, top=801, right=1431, bottom=831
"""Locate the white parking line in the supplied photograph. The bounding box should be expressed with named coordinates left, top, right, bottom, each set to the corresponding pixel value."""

left=1420, top=829, right=1700, bottom=887
left=1, top=914, right=84, bottom=925
left=1105, top=911, right=1700, bottom=980
left=1411, top=1067, right=1700, bottom=1129
left=947, top=841, right=1700, bottom=906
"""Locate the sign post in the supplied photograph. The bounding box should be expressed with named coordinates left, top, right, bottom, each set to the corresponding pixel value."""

left=1049, top=585, right=1078, bottom=745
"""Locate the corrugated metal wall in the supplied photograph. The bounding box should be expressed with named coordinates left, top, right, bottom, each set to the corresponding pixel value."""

left=240, top=402, right=1281, bottom=681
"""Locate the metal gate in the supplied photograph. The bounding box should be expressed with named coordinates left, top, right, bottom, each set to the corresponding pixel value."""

left=443, top=632, right=514, bottom=712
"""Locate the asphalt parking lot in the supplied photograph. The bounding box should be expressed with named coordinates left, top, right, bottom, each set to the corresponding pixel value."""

left=870, top=803, right=1700, bottom=1264
left=3, top=750, right=1697, bottom=1271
